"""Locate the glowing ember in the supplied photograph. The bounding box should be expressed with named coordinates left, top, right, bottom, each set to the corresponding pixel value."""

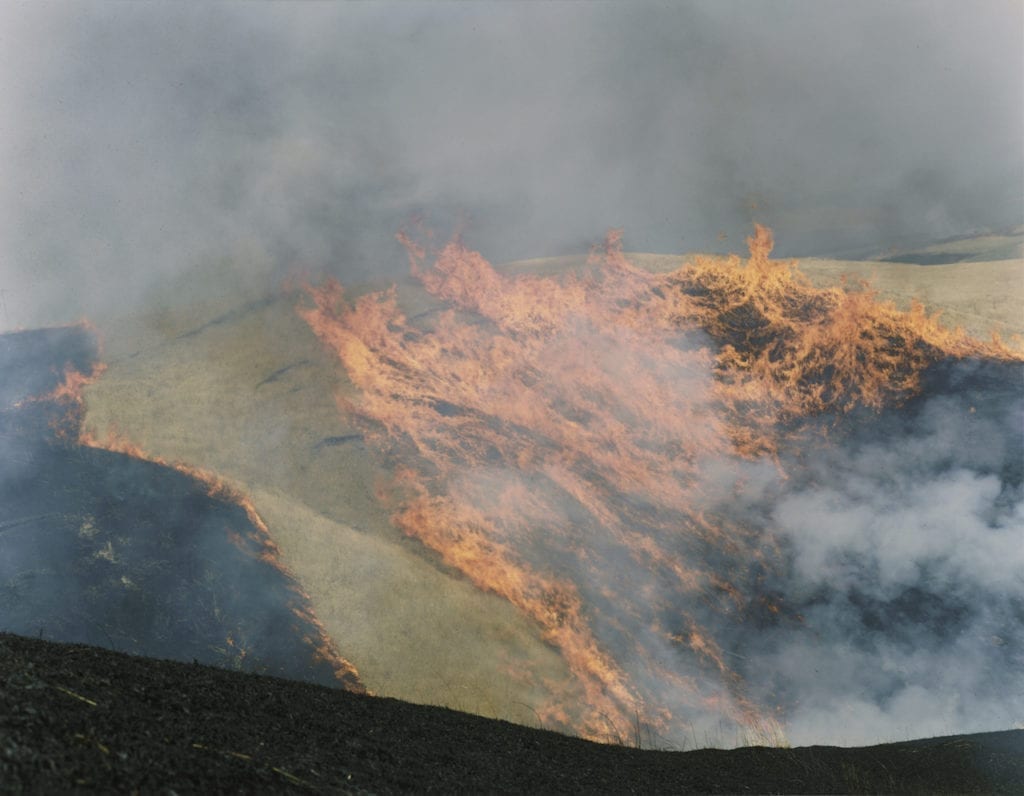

left=300, top=226, right=1019, bottom=743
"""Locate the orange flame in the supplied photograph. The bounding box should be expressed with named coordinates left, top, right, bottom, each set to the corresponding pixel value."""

left=672, top=224, right=1016, bottom=453
left=16, top=336, right=107, bottom=438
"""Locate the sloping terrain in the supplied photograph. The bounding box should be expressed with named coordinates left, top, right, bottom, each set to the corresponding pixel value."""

left=2, top=229, right=1019, bottom=758
left=77, top=232, right=1023, bottom=739
left=3, top=632, right=1022, bottom=794
left=503, top=228, right=1023, bottom=342
left=874, top=227, right=1024, bottom=264
left=797, top=227, right=1023, bottom=341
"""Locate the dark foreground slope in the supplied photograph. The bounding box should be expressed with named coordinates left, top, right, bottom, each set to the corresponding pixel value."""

left=2, top=633, right=1021, bottom=794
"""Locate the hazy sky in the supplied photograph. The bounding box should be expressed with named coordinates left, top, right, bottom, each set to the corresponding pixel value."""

left=1, top=0, right=1021, bottom=327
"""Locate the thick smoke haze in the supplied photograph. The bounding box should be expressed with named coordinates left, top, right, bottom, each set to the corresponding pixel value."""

left=1, top=0, right=1021, bottom=329
left=750, top=360, right=1024, bottom=745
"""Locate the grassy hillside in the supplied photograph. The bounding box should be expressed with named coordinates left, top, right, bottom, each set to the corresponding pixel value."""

left=79, top=231, right=1023, bottom=738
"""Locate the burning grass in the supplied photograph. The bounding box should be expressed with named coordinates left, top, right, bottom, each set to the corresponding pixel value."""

left=300, top=224, right=1021, bottom=744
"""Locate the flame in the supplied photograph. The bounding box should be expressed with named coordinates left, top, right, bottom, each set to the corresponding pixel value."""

left=668, top=224, right=1016, bottom=454
left=301, top=224, right=1020, bottom=744
left=14, top=324, right=107, bottom=438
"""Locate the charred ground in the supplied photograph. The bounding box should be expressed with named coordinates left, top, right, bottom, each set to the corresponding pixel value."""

left=2, top=632, right=1022, bottom=794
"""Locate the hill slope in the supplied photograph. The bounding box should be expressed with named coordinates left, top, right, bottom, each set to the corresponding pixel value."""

left=77, top=234, right=1023, bottom=741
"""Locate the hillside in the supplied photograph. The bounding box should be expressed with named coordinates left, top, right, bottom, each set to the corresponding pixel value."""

left=75, top=232, right=1023, bottom=737
left=3, top=229, right=1020, bottom=762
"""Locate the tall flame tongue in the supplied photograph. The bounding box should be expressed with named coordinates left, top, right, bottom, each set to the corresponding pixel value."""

left=300, top=225, right=1018, bottom=744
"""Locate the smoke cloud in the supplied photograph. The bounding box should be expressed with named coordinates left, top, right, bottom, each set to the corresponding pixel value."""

left=2, top=1, right=1021, bottom=328
left=745, top=359, right=1024, bottom=745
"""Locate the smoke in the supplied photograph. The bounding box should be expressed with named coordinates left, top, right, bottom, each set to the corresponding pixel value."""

left=740, top=358, right=1024, bottom=745
left=2, top=1, right=1021, bottom=329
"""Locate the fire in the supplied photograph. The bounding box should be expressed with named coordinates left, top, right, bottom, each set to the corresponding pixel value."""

left=669, top=224, right=1016, bottom=454
left=13, top=323, right=107, bottom=439
left=301, top=224, right=1020, bottom=744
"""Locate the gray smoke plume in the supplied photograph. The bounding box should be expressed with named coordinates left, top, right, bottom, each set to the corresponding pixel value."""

left=2, top=1, right=1021, bottom=328
left=743, top=359, right=1024, bottom=745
